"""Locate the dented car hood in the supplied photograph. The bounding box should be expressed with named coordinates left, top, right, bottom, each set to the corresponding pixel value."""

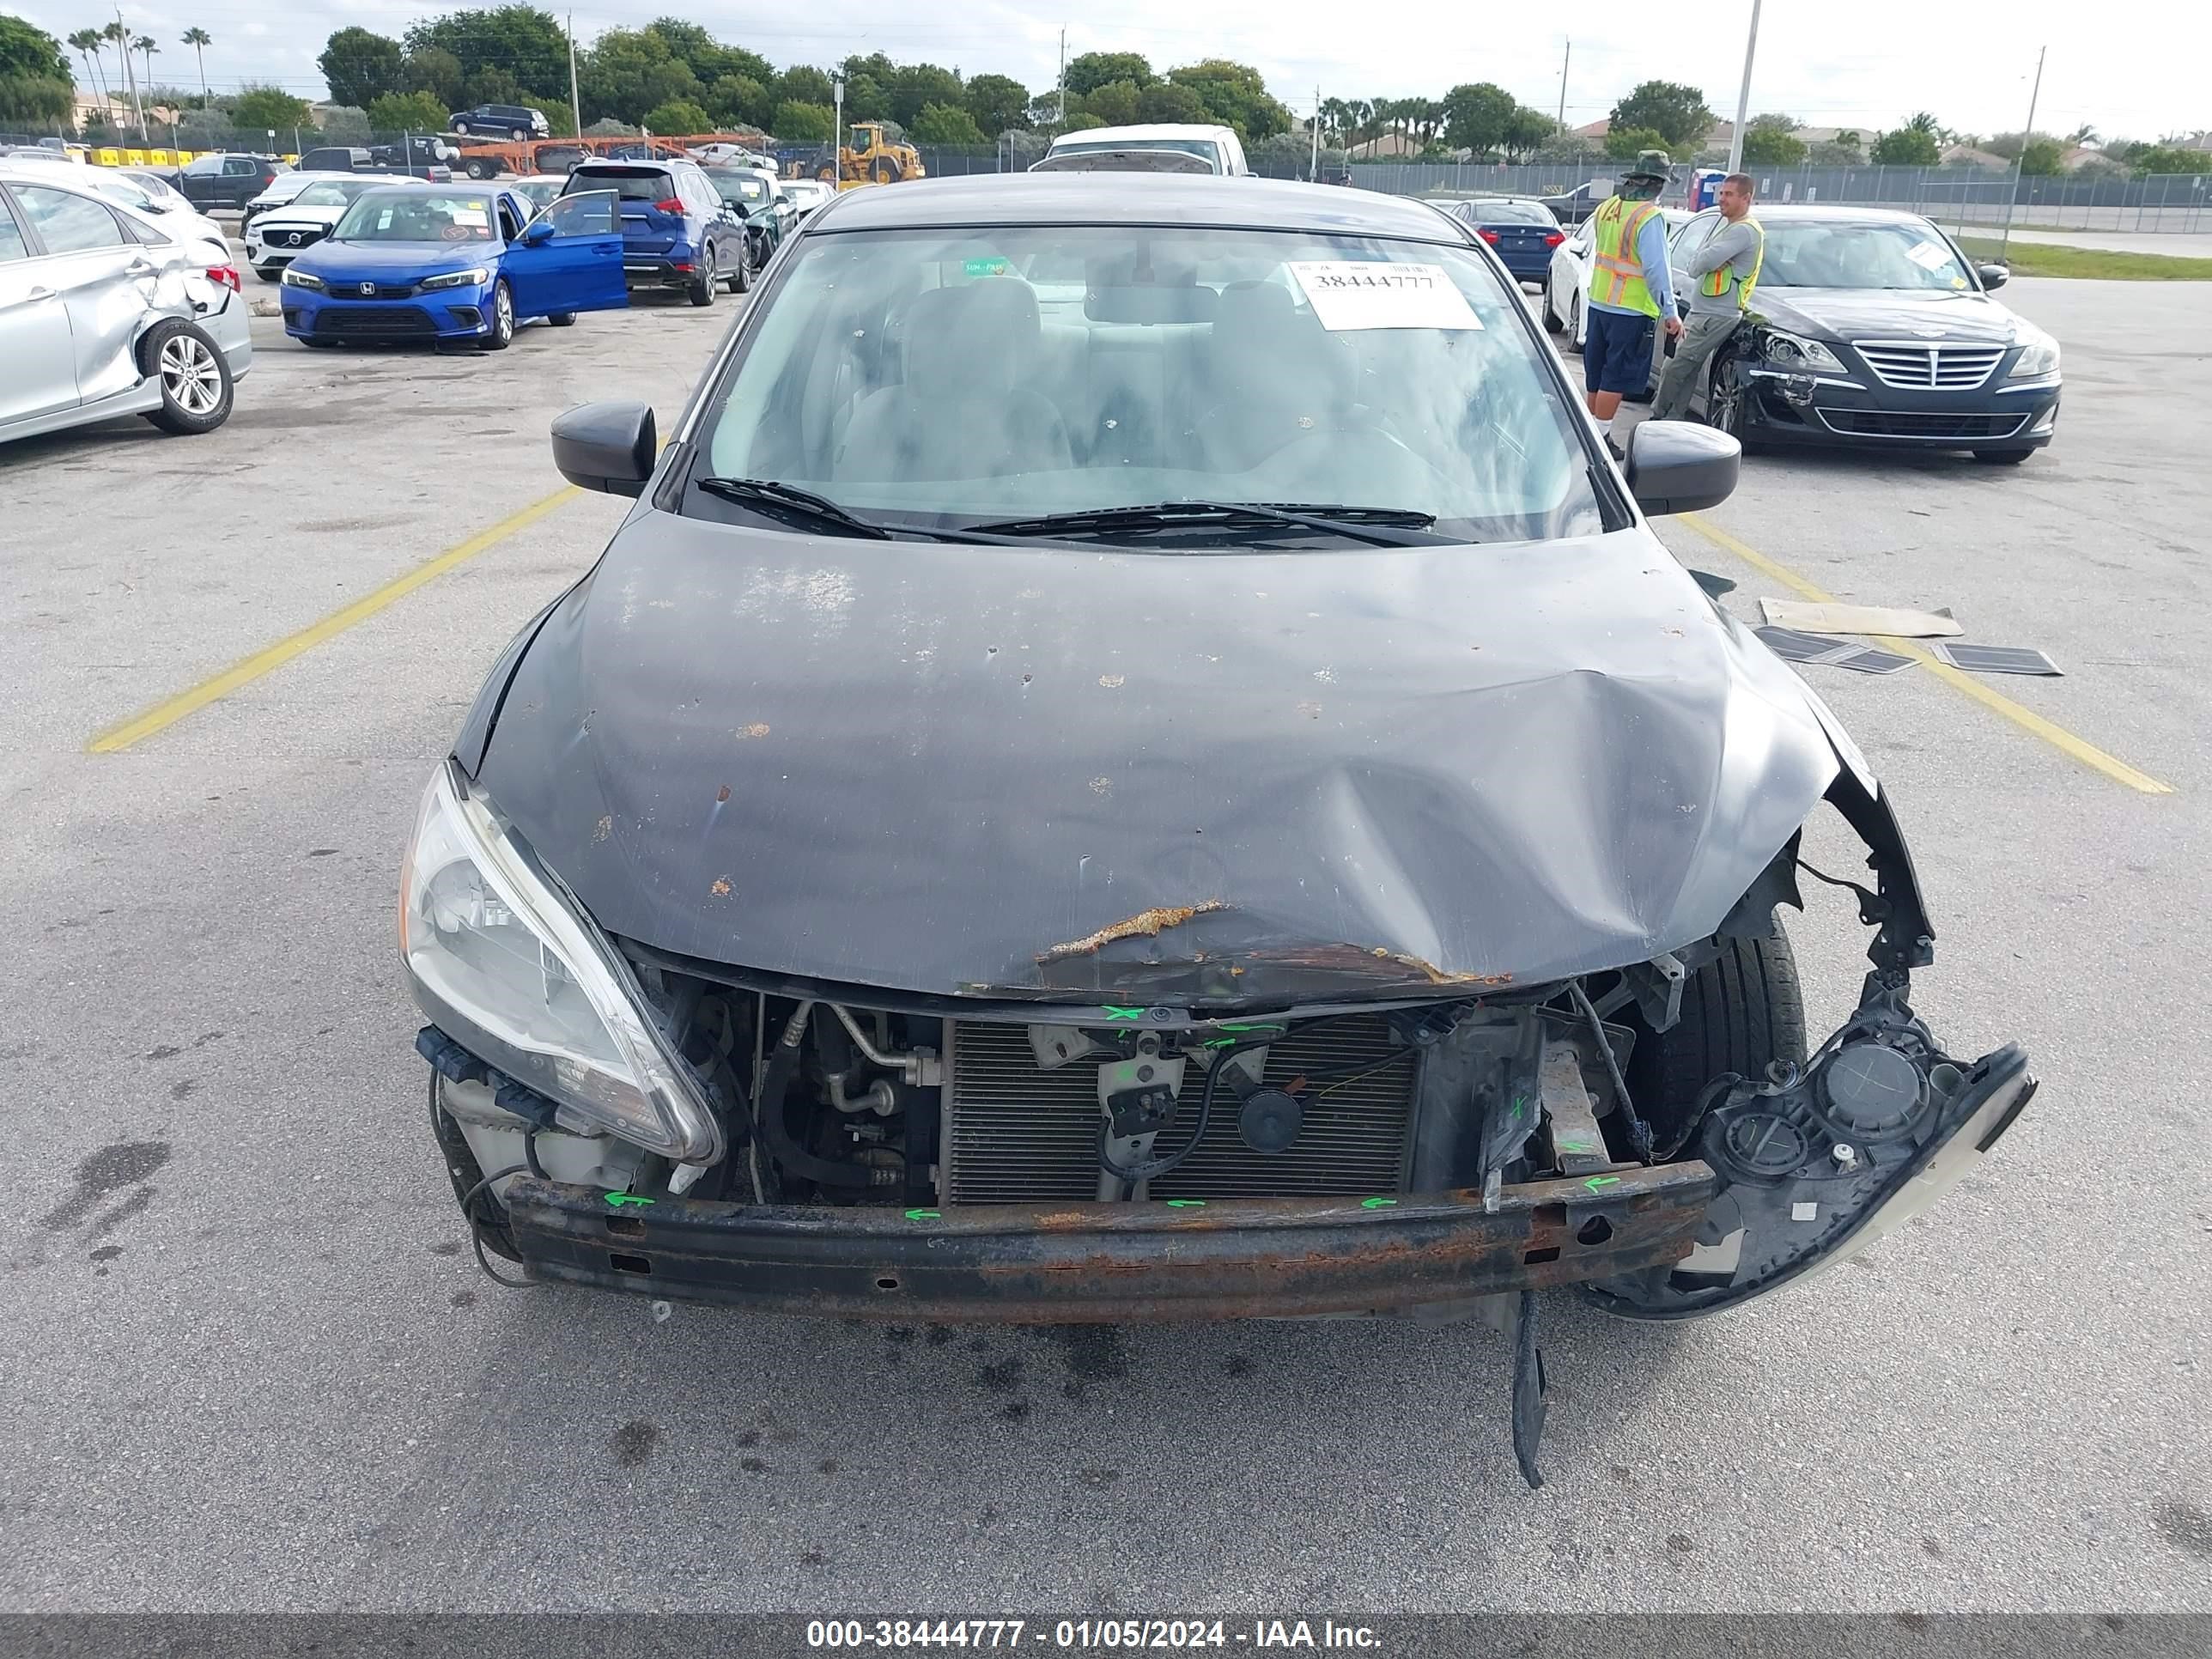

left=469, top=515, right=1845, bottom=1003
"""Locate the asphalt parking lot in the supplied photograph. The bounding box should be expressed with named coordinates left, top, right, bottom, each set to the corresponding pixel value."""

left=4, top=275, right=2209, bottom=1615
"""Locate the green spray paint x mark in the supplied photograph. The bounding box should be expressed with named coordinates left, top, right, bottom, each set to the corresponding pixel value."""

left=903, top=1208, right=941, bottom=1221
left=605, top=1192, right=654, bottom=1208
left=1360, top=1196, right=1399, bottom=1209
left=1510, top=1094, right=1528, bottom=1121
left=1583, top=1176, right=1622, bottom=1194
left=1102, top=1006, right=1145, bottom=1022
left=1164, top=1199, right=1206, bottom=1209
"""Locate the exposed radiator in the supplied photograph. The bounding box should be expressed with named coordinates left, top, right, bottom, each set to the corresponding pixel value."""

left=943, top=1015, right=1419, bottom=1206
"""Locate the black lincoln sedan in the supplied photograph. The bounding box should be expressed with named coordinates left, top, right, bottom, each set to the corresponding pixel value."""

left=1664, top=205, right=2061, bottom=465
left=399, top=174, right=2031, bottom=1486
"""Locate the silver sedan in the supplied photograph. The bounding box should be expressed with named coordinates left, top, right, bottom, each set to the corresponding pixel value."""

left=0, top=166, right=252, bottom=447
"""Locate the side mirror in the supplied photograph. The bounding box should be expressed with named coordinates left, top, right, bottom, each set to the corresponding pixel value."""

left=1624, top=419, right=1741, bottom=516
left=1977, top=262, right=2009, bottom=290
left=519, top=218, right=555, bottom=246
left=552, top=400, right=656, bottom=496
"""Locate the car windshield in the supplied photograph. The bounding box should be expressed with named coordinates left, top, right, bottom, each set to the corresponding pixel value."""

left=692, top=223, right=1607, bottom=545
left=708, top=172, right=769, bottom=204
left=1759, top=221, right=1976, bottom=290
left=570, top=167, right=673, bottom=201
left=1469, top=201, right=1554, bottom=226
left=331, top=191, right=498, bottom=242
left=294, top=180, right=370, bottom=208
left=1052, top=137, right=1218, bottom=163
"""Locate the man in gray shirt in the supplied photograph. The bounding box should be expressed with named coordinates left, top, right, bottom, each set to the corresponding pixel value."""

left=1652, top=173, right=1765, bottom=422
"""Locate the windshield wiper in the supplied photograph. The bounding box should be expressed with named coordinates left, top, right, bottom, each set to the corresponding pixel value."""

left=962, top=501, right=1449, bottom=548
left=696, top=476, right=896, bottom=539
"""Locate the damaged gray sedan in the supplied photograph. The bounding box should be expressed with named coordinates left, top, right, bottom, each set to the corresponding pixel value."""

left=401, top=176, right=2032, bottom=1484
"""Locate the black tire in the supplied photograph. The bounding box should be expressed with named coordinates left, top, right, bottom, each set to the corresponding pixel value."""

left=453, top=120, right=471, bottom=136
left=731, top=251, right=750, bottom=294
left=688, top=245, right=716, bottom=307
left=1973, top=448, right=2033, bottom=465
left=1565, top=294, right=1583, bottom=356
left=1705, top=353, right=1761, bottom=450
left=465, top=158, right=494, bottom=180
left=1624, top=917, right=1807, bottom=1158
left=547, top=311, right=576, bottom=327
left=479, top=279, right=514, bottom=350
left=509, top=128, right=527, bottom=143
left=873, top=156, right=898, bottom=184
left=139, top=319, right=234, bottom=435
left=1541, top=276, right=1564, bottom=332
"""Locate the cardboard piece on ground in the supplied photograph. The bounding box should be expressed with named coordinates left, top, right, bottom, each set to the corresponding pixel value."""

left=1759, top=599, right=1963, bottom=638
left=1931, top=642, right=2063, bottom=677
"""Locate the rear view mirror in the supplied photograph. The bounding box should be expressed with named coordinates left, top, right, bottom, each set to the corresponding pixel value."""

left=552, top=400, right=656, bottom=496
left=1624, top=420, right=1741, bottom=516
left=1977, top=263, right=2009, bottom=289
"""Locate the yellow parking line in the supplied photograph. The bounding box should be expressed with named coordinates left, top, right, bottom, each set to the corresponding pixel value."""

left=1677, top=512, right=2174, bottom=796
left=87, top=484, right=581, bottom=755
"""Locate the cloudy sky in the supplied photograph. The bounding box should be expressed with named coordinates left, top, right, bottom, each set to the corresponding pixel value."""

left=23, top=0, right=2209, bottom=143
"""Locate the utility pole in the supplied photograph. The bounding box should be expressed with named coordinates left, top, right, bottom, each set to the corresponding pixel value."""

left=1557, top=38, right=1570, bottom=131
left=115, top=6, right=146, bottom=141
left=1999, top=44, right=2046, bottom=258
left=567, top=13, right=583, bottom=143
left=1310, top=85, right=1321, bottom=180
left=1725, top=0, right=1762, bottom=174
left=1056, top=27, right=1067, bottom=133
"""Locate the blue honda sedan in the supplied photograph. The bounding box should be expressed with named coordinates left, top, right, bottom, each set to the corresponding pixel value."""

left=279, top=184, right=627, bottom=349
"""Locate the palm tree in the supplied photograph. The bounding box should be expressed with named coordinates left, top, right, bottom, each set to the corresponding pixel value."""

left=1903, top=111, right=1942, bottom=138
left=68, top=27, right=107, bottom=108
left=180, top=27, right=210, bottom=104
left=135, top=35, right=158, bottom=89
left=2066, top=122, right=2099, bottom=146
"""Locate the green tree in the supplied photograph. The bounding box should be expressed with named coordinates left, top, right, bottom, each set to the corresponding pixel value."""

left=839, top=72, right=886, bottom=119
left=643, top=97, right=710, bottom=135
left=179, top=27, right=210, bottom=100
left=319, top=104, right=370, bottom=142
left=1066, top=51, right=1152, bottom=96
left=2124, top=143, right=2208, bottom=175
left=68, top=27, right=107, bottom=105
left=777, top=64, right=833, bottom=108
left=888, top=62, right=961, bottom=128
left=964, top=72, right=1027, bottom=136
left=1060, top=110, right=1105, bottom=132
left=233, top=82, right=310, bottom=131
left=404, top=7, right=569, bottom=101
left=1165, top=58, right=1287, bottom=138
left=1442, top=81, right=1516, bottom=156
left=1870, top=125, right=1940, bottom=165
left=1741, top=112, right=1805, bottom=165
left=368, top=89, right=449, bottom=132
left=1501, top=106, right=1558, bottom=161
left=1608, top=80, right=1714, bottom=149
left=401, top=45, right=465, bottom=108
left=707, top=74, right=769, bottom=128
left=909, top=101, right=984, bottom=146
left=1903, top=111, right=1944, bottom=139
left=580, top=28, right=698, bottom=125
left=0, top=13, right=69, bottom=79
left=2017, top=137, right=2065, bottom=175
left=1604, top=125, right=1669, bottom=160
left=1136, top=81, right=1206, bottom=125
left=319, top=27, right=405, bottom=107
left=1079, top=78, right=1140, bottom=128
left=772, top=99, right=831, bottom=142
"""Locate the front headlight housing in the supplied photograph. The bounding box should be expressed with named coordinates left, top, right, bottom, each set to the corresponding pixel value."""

left=2008, top=338, right=2061, bottom=379
left=1756, top=327, right=1845, bottom=374
left=398, top=762, right=722, bottom=1166
left=420, top=265, right=492, bottom=291
left=280, top=267, right=324, bottom=290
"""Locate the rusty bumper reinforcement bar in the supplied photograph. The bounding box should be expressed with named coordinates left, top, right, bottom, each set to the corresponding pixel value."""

left=503, top=1161, right=1717, bottom=1322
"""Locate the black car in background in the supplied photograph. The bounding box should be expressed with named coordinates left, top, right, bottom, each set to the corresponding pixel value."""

left=448, top=104, right=550, bottom=140
left=1667, top=205, right=2060, bottom=465
left=171, top=152, right=289, bottom=210
left=1539, top=179, right=1612, bottom=226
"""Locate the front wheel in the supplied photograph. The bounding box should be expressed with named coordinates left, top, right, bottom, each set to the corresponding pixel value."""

left=140, top=319, right=234, bottom=435
left=1567, top=294, right=1584, bottom=355
left=478, top=279, right=514, bottom=350
left=1973, top=448, right=2033, bottom=466
left=509, top=128, right=528, bottom=143
left=688, top=245, right=717, bottom=307
left=730, top=252, right=750, bottom=294
left=453, top=120, right=471, bottom=136
left=1541, top=276, right=1564, bottom=332
left=1706, top=355, right=1756, bottom=447
left=1624, top=917, right=1807, bottom=1159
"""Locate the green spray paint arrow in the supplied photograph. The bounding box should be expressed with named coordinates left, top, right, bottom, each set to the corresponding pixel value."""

left=604, top=1192, right=654, bottom=1208
left=1583, top=1175, right=1622, bottom=1193
left=1164, top=1198, right=1207, bottom=1208
left=1360, top=1197, right=1399, bottom=1210
left=903, top=1208, right=941, bottom=1221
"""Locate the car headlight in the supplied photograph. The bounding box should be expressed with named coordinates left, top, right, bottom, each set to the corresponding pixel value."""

left=280, top=267, right=324, bottom=291
left=1756, top=327, right=1845, bottom=374
left=398, top=761, right=722, bottom=1166
left=420, top=266, right=492, bottom=291
left=2008, top=339, right=2061, bottom=379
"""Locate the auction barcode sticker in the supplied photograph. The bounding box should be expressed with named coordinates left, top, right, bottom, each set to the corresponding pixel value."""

left=1288, top=262, right=1483, bottom=331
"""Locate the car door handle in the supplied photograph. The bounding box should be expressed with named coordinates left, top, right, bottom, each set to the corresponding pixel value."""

left=23, top=286, right=56, bottom=302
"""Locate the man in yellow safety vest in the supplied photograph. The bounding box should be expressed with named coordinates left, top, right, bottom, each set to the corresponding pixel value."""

left=1582, top=149, right=1682, bottom=458
left=1654, top=172, right=1765, bottom=422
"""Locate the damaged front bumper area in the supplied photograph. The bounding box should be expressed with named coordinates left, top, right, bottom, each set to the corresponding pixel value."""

left=502, top=1163, right=1717, bottom=1322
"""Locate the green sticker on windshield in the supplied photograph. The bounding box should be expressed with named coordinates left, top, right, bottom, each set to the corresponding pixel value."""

left=963, top=256, right=1008, bottom=277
